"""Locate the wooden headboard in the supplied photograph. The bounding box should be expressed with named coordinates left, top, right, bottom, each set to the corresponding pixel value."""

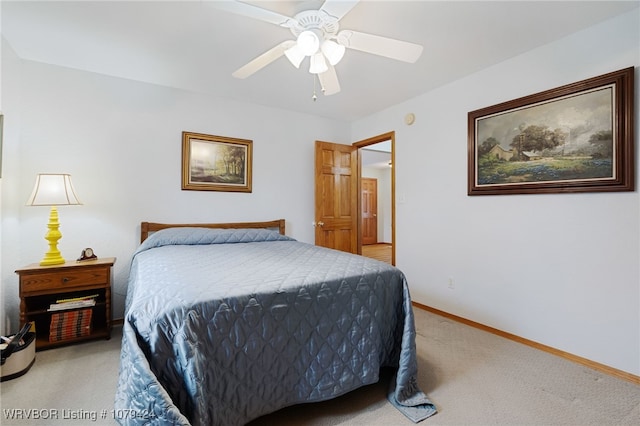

left=140, top=219, right=286, bottom=243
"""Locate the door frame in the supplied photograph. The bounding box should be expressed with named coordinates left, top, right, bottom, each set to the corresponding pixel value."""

left=353, top=131, right=395, bottom=265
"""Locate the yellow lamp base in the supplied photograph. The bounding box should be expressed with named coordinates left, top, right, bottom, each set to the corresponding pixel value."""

left=40, top=206, right=65, bottom=266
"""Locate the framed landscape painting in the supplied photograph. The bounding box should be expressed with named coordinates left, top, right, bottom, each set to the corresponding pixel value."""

left=468, top=67, right=634, bottom=195
left=182, top=131, right=253, bottom=192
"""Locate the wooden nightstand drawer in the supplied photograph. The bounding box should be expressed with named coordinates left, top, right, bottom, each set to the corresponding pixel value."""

left=21, top=268, right=107, bottom=292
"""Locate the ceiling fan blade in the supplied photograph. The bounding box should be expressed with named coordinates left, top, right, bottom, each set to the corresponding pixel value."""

left=337, top=30, right=423, bottom=63
left=232, top=40, right=295, bottom=79
left=212, top=1, right=294, bottom=27
left=318, top=64, right=341, bottom=96
left=319, top=0, right=359, bottom=21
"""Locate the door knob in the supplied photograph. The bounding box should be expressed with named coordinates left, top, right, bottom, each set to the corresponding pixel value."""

left=317, top=221, right=324, bottom=227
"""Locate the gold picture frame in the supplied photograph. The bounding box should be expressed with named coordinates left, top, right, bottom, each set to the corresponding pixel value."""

left=182, top=131, right=253, bottom=192
left=468, top=67, right=634, bottom=195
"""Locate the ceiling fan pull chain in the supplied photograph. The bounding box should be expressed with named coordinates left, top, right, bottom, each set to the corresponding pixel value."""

left=312, top=75, right=318, bottom=102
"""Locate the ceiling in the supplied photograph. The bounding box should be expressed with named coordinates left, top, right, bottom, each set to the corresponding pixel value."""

left=2, top=1, right=638, bottom=122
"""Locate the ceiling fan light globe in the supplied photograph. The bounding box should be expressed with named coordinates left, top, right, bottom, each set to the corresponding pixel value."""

left=297, top=30, right=320, bottom=56
left=284, top=44, right=305, bottom=68
left=309, top=53, right=328, bottom=74
left=321, top=40, right=345, bottom=65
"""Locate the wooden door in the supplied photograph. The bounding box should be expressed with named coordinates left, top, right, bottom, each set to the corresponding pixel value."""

left=314, top=141, right=358, bottom=253
left=361, top=178, right=378, bottom=245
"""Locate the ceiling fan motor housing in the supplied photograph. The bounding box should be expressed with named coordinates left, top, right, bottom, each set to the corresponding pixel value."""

left=288, top=10, right=340, bottom=41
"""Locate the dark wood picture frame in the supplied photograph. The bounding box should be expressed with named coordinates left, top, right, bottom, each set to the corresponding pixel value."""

left=182, top=131, right=253, bottom=192
left=468, top=67, right=634, bottom=195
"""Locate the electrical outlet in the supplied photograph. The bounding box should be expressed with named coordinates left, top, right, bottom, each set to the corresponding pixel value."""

left=448, top=278, right=455, bottom=289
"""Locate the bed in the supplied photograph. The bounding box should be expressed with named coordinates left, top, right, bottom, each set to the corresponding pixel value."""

left=114, top=219, right=436, bottom=425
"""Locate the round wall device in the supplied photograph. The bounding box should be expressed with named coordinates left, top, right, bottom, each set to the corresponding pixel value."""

left=404, top=113, right=416, bottom=125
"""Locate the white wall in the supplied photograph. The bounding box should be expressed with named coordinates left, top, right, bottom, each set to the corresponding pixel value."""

left=0, top=38, right=23, bottom=335
left=352, top=10, right=639, bottom=376
left=0, top=53, right=350, bottom=330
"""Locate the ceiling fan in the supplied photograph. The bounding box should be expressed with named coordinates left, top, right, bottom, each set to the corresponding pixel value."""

left=214, top=0, right=423, bottom=97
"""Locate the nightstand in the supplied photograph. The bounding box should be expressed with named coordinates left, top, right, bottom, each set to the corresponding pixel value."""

left=15, top=257, right=116, bottom=350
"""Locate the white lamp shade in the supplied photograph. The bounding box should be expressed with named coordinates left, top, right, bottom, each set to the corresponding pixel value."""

left=27, top=174, right=82, bottom=206
left=297, top=30, right=320, bottom=56
left=321, top=40, right=345, bottom=66
left=309, top=53, right=328, bottom=74
left=284, top=44, right=305, bottom=68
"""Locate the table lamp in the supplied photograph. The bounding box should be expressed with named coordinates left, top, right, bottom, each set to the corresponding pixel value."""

left=26, top=173, right=82, bottom=266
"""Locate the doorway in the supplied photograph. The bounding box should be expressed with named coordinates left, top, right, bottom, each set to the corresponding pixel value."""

left=354, top=132, right=395, bottom=265
left=313, top=132, right=395, bottom=265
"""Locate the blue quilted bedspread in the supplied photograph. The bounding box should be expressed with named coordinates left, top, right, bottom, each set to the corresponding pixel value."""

left=114, top=228, right=436, bottom=425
